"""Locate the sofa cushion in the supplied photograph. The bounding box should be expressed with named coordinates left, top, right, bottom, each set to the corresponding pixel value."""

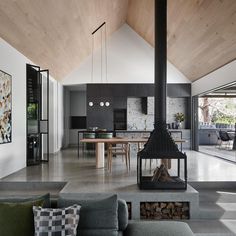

left=117, top=199, right=128, bottom=231
left=58, top=196, right=128, bottom=232
left=124, top=221, right=194, bottom=236
left=0, top=198, right=46, bottom=236
left=33, top=204, right=81, bottom=236
left=58, top=195, right=119, bottom=236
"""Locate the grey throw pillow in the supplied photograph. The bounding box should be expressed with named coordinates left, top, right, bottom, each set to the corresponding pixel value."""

left=58, top=195, right=119, bottom=236
left=33, top=204, right=81, bottom=236
left=58, top=195, right=118, bottom=230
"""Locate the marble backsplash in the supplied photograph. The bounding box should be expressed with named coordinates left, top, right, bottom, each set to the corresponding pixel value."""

left=127, top=97, right=187, bottom=130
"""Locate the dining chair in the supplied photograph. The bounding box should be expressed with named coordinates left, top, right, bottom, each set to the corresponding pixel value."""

left=82, top=132, right=96, bottom=156
left=107, top=142, right=130, bottom=173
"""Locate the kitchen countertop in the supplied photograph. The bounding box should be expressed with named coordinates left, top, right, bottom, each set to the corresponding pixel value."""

left=77, top=129, right=191, bottom=133
left=115, top=129, right=190, bottom=132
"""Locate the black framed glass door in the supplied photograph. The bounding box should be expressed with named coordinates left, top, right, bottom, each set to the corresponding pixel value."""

left=26, top=64, right=49, bottom=165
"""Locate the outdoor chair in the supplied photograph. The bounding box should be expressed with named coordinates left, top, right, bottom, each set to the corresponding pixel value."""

left=218, top=130, right=233, bottom=149
left=215, top=131, right=221, bottom=148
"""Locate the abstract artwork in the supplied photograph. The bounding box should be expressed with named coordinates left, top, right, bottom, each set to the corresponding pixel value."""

left=0, top=70, right=12, bottom=144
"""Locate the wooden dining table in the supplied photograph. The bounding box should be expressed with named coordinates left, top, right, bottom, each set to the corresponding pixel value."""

left=80, top=137, right=187, bottom=168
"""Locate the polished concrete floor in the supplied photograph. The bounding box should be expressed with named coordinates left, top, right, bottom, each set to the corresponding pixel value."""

left=2, top=148, right=236, bottom=235
left=199, top=145, right=236, bottom=163
left=2, top=148, right=236, bottom=182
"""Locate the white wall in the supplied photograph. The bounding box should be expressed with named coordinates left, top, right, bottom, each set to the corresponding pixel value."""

left=0, top=38, right=63, bottom=178
left=54, top=81, right=63, bottom=152
left=167, top=61, right=189, bottom=83
left=0, top=38, right=31, bottom=178
left=47, top=78, right=64, bottom=153
left=57, top=83, right=64, bottom=151
left=62, top=24, right=190, bottom=85
left=48, top=79, right=55, bottom=153
left=192, top=60, right=236, bottom=96
left=63, top=88, right=70, bottom=148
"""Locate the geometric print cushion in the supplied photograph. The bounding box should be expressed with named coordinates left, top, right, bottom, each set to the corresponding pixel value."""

left=33, top=205, right=81, bottom=236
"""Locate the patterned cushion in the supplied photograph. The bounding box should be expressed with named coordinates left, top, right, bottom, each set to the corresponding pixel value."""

left=33, top=205, right=81, bottom=236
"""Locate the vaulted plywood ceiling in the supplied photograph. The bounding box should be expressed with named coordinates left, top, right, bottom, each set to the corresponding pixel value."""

left=0, top=0, right=128, bottom=80
left=127, top=0, right=236, bottom=81
left=0, top=0, right=236, bottom=81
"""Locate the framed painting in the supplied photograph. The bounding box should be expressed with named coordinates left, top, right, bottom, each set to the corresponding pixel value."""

left=0, top=70, right=12, bottom=144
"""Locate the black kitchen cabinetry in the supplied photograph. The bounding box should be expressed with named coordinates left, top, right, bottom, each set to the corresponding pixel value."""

left=87, top=83, right=191, bottom=130
left=113, top=109, right=127, bottom=130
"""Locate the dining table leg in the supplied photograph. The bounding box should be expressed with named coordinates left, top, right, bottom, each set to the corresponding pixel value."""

left=96, top=142, right=105, bottom=168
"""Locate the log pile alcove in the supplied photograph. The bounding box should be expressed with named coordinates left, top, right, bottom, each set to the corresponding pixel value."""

left=140, top=202, right=189, bottom=220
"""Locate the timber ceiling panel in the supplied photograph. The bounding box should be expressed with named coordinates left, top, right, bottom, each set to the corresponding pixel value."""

left=127, top=0, right=154, bottom=46
left=127, top=0, right=236, bottom=81
left=1, top=0, right=236, bottom=82
left=0, top=0, right=128, bottom=80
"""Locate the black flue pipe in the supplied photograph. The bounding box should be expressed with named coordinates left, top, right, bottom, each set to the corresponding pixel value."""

left=154, top=0, right=167, bottom=125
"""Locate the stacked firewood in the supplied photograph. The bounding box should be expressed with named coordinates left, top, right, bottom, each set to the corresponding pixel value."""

left=152, top=164, right=174, bottom=182
left=140, top=202, right=189, bottom=220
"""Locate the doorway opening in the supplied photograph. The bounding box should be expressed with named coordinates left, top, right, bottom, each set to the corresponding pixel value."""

left=195, top=83, right=236, bottom=162
left=26, top=64, right=49, bottom=165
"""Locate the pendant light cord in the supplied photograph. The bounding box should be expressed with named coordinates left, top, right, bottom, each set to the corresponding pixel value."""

left=105, top=23, right=108, bottom=83
left=91, top=22, right=107, bottom=84
left=91, top=34, right=94, bottom=83
left=101, top=26, right=103, bottom=83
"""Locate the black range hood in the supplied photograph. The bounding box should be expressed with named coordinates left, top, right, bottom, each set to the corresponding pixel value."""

left=137, top=0, right=187, bottom=190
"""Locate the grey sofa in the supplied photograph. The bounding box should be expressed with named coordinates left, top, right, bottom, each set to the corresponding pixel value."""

left=58, top=194, right=194, bottom=236
left=0, top=193, right=194, bottom=236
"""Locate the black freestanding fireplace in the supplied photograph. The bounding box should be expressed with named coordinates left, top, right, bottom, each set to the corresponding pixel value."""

left=137, top=0, right=187, bottom=190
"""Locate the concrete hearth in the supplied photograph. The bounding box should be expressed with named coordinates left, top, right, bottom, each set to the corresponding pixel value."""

left=60, top=183, right=199, bottom=219
left=0, top=180, right=199, bottom=220
left=0, top=181, right=66, bottom=199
